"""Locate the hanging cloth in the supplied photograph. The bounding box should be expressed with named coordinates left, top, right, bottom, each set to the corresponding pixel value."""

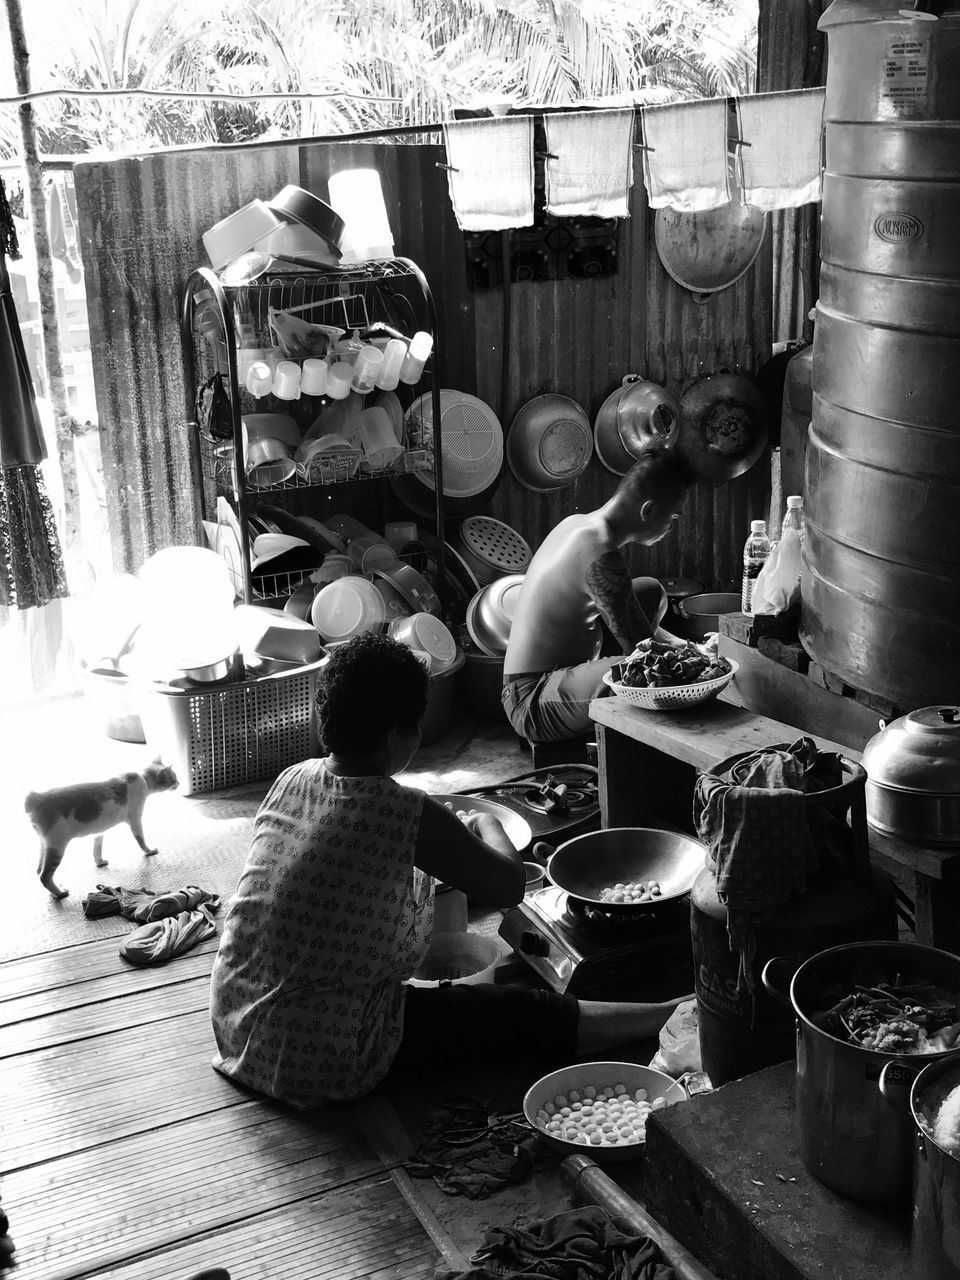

left=640, top=99, right=731, bottom=212
left=0, top=177, right=68, bottom=612
left=735, top=88, right=825, bottom=211
left=543, top=108, right=635, bottom=219
left=441, top=117, right=535, bottom=231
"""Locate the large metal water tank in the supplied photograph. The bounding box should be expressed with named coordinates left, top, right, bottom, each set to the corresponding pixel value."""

left=801, top=0, right=960, bottom=710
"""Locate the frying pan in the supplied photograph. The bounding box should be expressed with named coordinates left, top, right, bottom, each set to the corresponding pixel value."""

left=546, top=827, right=704, bottom=910
left=655, top=172, right=766, bottom=303
left=674, top=371, right=769, bottom=485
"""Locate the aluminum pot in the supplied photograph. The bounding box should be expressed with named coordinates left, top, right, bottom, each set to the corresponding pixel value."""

left=881, top=1054, right=960, bottom=1280
left=594, top=376, right=679, bottom=476
left=675, top=592, right=741, bottom=641
left=762, top=940, right=960, bottom=1206
left=861, top=706, right=960, bottom=847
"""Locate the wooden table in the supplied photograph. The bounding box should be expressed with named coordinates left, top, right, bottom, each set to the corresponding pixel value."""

left=589, top=693, right=960, bottom=949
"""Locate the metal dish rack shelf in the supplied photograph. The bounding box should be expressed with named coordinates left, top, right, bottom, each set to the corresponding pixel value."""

left=182, top=257, right=445, bottom=605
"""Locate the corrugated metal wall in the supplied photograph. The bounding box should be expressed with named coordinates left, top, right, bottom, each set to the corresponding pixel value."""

left=75, top=134, right=773, bottom=591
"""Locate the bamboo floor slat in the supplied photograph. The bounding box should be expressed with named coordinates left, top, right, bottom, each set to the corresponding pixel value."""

left=0, top=936, right=449, bottom=1278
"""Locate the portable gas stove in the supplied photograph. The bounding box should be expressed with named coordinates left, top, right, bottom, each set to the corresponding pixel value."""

left=499, top=884, right=693, bottom=1000
left=461, top=765, right=601, bottom=853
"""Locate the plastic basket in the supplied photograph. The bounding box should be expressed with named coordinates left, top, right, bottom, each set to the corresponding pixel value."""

left=601, top=660, right=737, bottom=712
left=140, top=660, right=325, bottom=795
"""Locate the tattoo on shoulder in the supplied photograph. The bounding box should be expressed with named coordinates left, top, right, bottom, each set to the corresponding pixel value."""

left=585, top=552, right=648, bottom=652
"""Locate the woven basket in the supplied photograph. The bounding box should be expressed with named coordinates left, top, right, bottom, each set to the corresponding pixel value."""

left=602, top=660, right=737, bottom=712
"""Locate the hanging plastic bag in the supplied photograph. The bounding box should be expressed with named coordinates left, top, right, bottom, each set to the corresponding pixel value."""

left=751, top=526, right=802, bottom=615
left=649, top=998, right=702, bottom=1076
left=268, top=308, right=343, bottom=359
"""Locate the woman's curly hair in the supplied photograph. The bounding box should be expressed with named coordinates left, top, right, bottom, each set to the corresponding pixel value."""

left=315, top=631, right=430, bottom=757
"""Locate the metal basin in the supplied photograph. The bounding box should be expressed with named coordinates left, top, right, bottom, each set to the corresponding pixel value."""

left=547, top=828, right=704, bottom=910
left=434, top=794, right=532, bottom=853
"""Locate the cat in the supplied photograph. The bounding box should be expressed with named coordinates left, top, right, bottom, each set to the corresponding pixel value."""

left=25, top=758, right=179, bottom=899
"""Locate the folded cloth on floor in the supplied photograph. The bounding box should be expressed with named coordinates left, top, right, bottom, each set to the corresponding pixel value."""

left=82, top=884, right=220, bottom=922
left=119, top=904, right=218, bottom=966
left=640, top=99, right=730, bottom=211
left=435, top=1205, right=675, bottom=1279
left=442, top=117, right=535, bottom=230
left=693, top=738, right=822, bottom=1005
left=543, top=108, right=635, bottom=218
left=404, top=1095, right=546, bottom=1200
left=735, top=88, right=824, bottom=211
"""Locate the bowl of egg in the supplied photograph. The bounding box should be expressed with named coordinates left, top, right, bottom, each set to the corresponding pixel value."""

left=523, top=1061, right=687, bottom=1163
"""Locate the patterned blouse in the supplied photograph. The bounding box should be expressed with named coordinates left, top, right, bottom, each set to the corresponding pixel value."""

left=209, top=760, right=432, bottom=1108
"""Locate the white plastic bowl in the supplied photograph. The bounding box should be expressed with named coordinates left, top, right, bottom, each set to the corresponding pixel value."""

left=523, top=1062, right=687, bottom=1164
left=311, top=576, right=386, bottom=642
left=203, top=200, right=283, bottom=271
left=389, top=612, right=458, bottom=673
left=406, top=932, right=505, bottom=987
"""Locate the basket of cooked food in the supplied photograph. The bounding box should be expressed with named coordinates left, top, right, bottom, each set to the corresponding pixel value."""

left=602, top=638, right=736, bottom=711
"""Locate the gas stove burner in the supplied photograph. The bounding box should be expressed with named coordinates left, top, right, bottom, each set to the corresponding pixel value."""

left=522, top=786, right=596, bottom=815
left=564, top=896, right=659, bottom=932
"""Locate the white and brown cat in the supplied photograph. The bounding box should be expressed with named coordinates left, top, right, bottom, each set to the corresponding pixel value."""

left=25, top=759, right=179, bottom=899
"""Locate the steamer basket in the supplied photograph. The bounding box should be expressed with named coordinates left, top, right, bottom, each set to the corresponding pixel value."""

left=454, top=516, right=531, bottom=585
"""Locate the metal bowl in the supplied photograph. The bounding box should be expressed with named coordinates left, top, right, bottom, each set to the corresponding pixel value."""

left=524, top=1062, right=687, bottom=1163
left=594, top=377, right=679, bottom=476
left=547, top=827, right=704, bottom=910
left=506, top=394, right=593, bottom=492
left=465, top=574, right=526, bottom=657
left=433, top=794, right=532, bottom=853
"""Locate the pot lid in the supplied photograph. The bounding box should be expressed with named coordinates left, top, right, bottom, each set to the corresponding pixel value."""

left=661, top=576, right=705, bottom=600
left=862, top=706, right=960, bottom=795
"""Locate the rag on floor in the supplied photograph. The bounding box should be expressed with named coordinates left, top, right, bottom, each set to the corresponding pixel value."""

left=693, top=737, right=834, bottom=1006
left=735, top=88, right=824, bottom=211
left=404, top=1096, right=548, bottom=1200
left=82, top=884, right=220, bottom=922
left=435, top=1204, right=675, bottom=1280
left=441, top=117, right=535, bottom=230
left=543, top=108, right=635, bottom=218
left=119, top=904, right=218, bottom=966
left=639, top=99, right=730, bottom=211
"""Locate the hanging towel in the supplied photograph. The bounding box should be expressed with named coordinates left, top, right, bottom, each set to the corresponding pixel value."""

left=640, top=99, right=730, bottom=212
left=119, top=904, right=218, bottom=966
left=442, top=117, right=535, bottom=231
left=735, top=88, right=825, bottom=211
left=543, top=108, right=635, bottom=218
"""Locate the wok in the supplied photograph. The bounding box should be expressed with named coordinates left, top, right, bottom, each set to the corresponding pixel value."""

left=655, top=173, right=766, bottom=302
left=547, top=828, right=704, bottom=910
left=675, top=371, right=769, bottom=485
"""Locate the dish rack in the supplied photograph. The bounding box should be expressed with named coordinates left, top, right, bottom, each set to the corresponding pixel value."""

left=182, top=257, right=446, bottom=605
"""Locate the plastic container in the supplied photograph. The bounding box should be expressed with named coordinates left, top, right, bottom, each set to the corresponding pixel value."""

left=376, top=338, right=408, bottom=391
left=385, top=520, right=417, bottom=552
left=272, top=361, right=301, bottom=401
left=245, top=361, right=275, bottom=398
left=202, top=200, right=283, bottom=271
left=399, top=331, right=433, bottom=385
left=328, top=169, right=395, bottom=263
left=311, top=554, right=354, bottom=587
left=782, top=494, right=805, bottom=541
left=406, top=929, right=502, bottom=986
left=358, top=406, right=403, bottom=472
left=83, top=668, right=146, bottom=743
left=311, top=575, right=386, bottom=642
left=139, top=659, right=324, bottom=795
left=346, top=532, right=398, bottom=573
left=389, top=612, right=458, bottom=673
left=741, top=519, right=772, bottom=615
left=326, top=361, right=354, bottom=400
left=300, top=358, right=328, bottom=396
left=350, top=345, right=384, bottom=394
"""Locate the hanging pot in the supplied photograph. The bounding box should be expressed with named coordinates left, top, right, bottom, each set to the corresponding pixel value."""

left=655, top=178, right=766, bottom=303
left=594, top=376, right=680, bottom=475
left=675, top=371, right=769, bottom=485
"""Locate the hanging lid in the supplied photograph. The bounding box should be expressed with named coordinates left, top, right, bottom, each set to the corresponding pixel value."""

left=861, top=706, right=960, bottom=794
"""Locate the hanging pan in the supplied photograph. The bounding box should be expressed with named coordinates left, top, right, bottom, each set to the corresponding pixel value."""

left=655, top=171, right=766, bottom=304
left=506, top=393, right=593, bottom=492
left=593, top=376, right=680, bottom=475
left=674, top=370, right=769, bottom=485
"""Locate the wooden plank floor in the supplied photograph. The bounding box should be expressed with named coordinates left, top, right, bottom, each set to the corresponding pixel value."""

left=0, top=935, right=454, bottom=1279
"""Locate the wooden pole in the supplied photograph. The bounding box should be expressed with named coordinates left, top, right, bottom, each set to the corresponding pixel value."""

left=3, top=0, right=82, bottom=587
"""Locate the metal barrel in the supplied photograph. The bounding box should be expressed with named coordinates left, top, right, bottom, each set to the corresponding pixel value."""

left=802, top=1, right=960, bottom=709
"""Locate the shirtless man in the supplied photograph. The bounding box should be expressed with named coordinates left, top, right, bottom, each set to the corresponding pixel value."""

left=502, top=450, right=691, bottom=744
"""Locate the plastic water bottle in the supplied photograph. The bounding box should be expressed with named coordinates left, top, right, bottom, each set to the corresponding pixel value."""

left=781, top=494, right=805, bottom=541
left=741, top=519, right=772, bottom=615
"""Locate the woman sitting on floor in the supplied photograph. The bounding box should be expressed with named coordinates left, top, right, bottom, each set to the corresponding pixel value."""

left=209, top=631, right=686, bottom=1109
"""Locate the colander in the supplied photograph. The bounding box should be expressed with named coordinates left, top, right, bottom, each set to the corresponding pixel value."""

left=453, top=516, right=531, bottom=586
left=404, top=390, right=504, bottom=498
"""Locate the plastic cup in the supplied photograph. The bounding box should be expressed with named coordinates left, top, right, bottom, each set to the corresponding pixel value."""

left=376, top=338, right=408, bottom=391
left=245, top=360, right=274, bottom=398
left=273, top=360, right=302, bottom=400
left=326, top=361, right=354, bottom=400
left=399, top=331, right=433, bottom=385
left=347, top=532, right=399, bottom=573
left=301, top=358, right=329, bottom=396
left=385, top=520, right=418, bottom=552
left=351, top=345, right=384, bottom=395
left=359, top=406, right=403, bottom=472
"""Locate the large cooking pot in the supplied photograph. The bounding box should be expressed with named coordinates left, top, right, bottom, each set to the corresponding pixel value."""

left=861, top=706, right=960, bottom=847
left=762, top=940, right=960, bottom=1206
left=546, top=827, right=704, bottom=910
left=675, top=372, right=769, bottom=485
left=594, top=376, right=679, bottom=476
left=675, top=592, right=742, bottom=641
left=881, top=1054, right=960, bottom=1279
